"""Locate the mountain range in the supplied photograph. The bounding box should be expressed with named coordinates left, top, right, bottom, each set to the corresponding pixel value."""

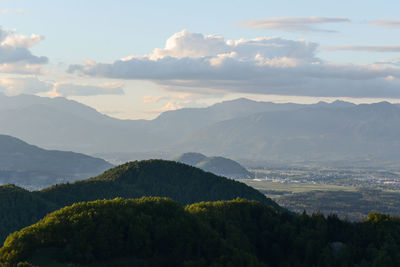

left=0, top=134, right=113, bottom=189
left=2, top=92, right=400, bottom=166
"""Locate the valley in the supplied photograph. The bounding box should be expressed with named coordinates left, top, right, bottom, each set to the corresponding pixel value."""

left=239, top=164, right=400, bottom=220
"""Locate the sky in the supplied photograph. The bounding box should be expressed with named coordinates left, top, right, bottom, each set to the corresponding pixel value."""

left=1, top=0, right=400, bottom=119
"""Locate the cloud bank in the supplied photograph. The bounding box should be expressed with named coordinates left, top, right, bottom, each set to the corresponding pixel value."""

left=0, top=26, right=48, bottom=74
left=69, top=30, right=400, bottom=98
left=240, top=17, right=350, bottom=33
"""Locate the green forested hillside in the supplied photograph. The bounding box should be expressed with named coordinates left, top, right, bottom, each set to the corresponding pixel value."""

left=38, top=160, right=269, bottom=207
left=0, top=160, right=278, bottom=243
left=1, top=197, right=400, bottom=266
left=0, top=185, right=58, bottom=245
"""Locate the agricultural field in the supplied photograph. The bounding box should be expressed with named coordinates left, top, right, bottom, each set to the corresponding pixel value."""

left=239, top=166, right=400, bottom=221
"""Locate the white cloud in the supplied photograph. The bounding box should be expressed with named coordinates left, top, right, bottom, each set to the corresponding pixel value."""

left=149, top=30, right=228, bottom=59
left=68, top=30, right=400, bottom=99
left=0, top=27, right=47, bottom=74
left=240, top=17, right=350, bottom=33
left=1, top=33, right=43, bottom=49
left=370, top=19, right=400, bottom=28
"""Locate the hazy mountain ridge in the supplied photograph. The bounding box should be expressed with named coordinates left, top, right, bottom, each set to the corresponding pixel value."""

left=0, top=93, right=158, bottom=153
left=2, top=93, right=400, bottom=165
left=0, top=93, right=307, bottom=154
left=0, top=134, right=113, bottom=189
left=172, top=102, right=400, bottom=162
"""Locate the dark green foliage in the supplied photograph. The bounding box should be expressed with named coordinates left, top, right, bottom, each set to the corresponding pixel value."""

left=0, top=198, right=262, bottom=266
left=0, top=185, right=57, bottom=243
left=0, top=160, right=278, bottom=243
left=2, top=198, right=400, bottom=266
left=2, top=160, right=400, bottom=266
left=39, top=160, right=271, bottom=207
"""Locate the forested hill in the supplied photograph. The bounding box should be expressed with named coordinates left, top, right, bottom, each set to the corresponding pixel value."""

left=0, top=160, right=279, bottom=243
left=39, top=160, right=274, bottom=207
left=2, top=197, right=400, bottom=266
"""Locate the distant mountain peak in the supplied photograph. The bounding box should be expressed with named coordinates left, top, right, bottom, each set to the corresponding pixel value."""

left=175, top=152, right=254, bottom=179
left=174, top=152, right=208, bottom=166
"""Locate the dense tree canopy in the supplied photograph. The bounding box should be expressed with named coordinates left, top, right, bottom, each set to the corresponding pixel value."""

left=0, top=198, right=263, bottom=266
left=2, top=160, right=400, bottom=266
left=38, top=160, right=277, bottom=207
left=0, top=160, right=278, bottom=243
left=0, top=185, right=57, bottom=244
left=1, top=197, right=400, bottom=266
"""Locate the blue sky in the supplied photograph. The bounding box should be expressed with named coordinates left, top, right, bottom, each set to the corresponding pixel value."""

left=1, top=0, right=400, bottom=118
